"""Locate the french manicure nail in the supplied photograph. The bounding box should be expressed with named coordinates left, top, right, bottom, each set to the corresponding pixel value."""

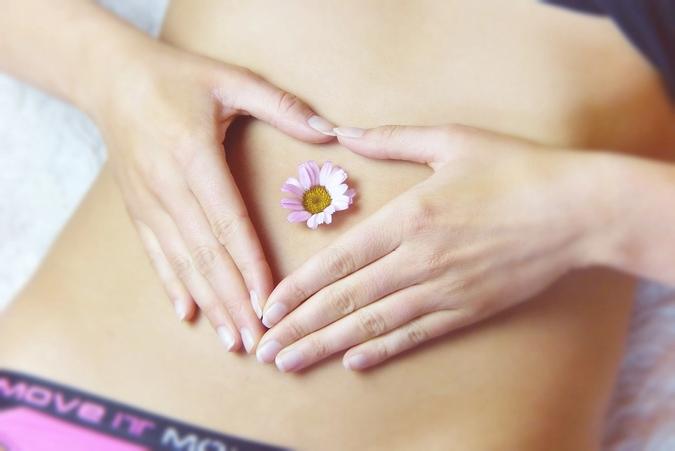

left=308, top=115, right=337, bottom=136
left=333, top=127, right=365, bottom=138
left=262, top=303, right=288, bottom=328
left=241, top=328, right=256, bottom=353
left=174, top=301, right=187, bottom=321
left=276, top=349, right=304, bottom=372
left=217, top=326, right=236, bottom=351
left=256, top=340, right=282, bottom=363
left=344, top=354, right=368, bottom=370
left=250, top=290, right=262, bottom=319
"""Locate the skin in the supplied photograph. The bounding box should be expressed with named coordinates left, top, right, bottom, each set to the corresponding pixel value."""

left=0, top=0, right=339, bottom=352
left=2, top=1, right=673, bottom=448
left=259, top=124, right=675, bottom=372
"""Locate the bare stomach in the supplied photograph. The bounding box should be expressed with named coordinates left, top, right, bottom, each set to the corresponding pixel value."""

left=1, top=1, right=673, bottom=450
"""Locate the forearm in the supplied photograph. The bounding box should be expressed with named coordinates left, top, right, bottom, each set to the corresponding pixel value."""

left=588, top=152, right=675, bottom=285
left=0, top=0, right=156, bottom=118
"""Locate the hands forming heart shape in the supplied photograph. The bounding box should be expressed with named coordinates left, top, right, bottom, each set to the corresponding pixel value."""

left=103, top=39, right=614, bottom=371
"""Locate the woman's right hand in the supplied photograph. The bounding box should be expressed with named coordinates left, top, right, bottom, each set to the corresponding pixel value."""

left=94, top=39, right=336, bottom=353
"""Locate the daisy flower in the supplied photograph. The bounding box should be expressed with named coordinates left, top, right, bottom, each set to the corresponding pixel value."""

left=281, top=160, right=356, bottom=229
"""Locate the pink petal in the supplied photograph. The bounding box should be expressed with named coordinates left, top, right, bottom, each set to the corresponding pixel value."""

left=281, top=198, right=304, bottom=211
left=281, top=178, right=305, bottom=197
left=325, top=205, right=336, bottom=215
left=332, top=197, right=350, bottom=211
left=324, top=212, right=333, bottom=224
left=307, top=161, right=321, bottom=186
left=298, top=162, right=313, bottom=189
left=328, top=183, right=348, bottom=198
left=307, top=213, right=321, bottom=229
left=285, top=176, right=302, bottom=188
left=319, top=161, right=333, bottom=185
left=288, top=210, right=311, bottom=223
left=346, top=188, right=356, bottom=204
left=327, top=168, right=348, bottom=186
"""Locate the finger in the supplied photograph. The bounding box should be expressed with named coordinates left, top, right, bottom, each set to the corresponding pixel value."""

left=261, top=206, right=403, bottom=328
left=269, top=285, right=432, bottom=372
left=134, top=219, right=196, bottom=321
left=257, top=249, right=421, bottom=363
left=184, top=141, right=273, bottom=321
left=222, top=69, right=336, bottom=142
left=144, top=208, right=242, bottom=352
left=343, top=310, right=468, bottom=371
left=158, top=181, right=265, bottom=353
left=334, top=124, right=451, bottom=167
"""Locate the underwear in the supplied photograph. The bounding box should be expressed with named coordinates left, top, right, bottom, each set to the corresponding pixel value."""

left=0, top=369, right=287, bottom=451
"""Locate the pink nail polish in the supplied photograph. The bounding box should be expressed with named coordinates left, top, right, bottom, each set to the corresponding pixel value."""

left=344, top=354, right=368, bottom=370
left=262, top=303, right=288, bottom=328
left=276, top=349, right=304, bottom=372
left=333, top=127, right=365, bottom=138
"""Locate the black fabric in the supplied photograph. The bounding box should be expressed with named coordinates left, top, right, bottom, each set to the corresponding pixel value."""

left=0, top=369, right=288, bottom=451
left=545, top=0, right=675, bottom=99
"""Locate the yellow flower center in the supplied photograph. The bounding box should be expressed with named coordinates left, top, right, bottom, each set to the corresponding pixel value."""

left=302, top=185, right=332, bottom=214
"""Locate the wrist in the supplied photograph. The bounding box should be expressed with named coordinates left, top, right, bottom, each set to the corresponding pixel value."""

left=77, top=31, right=164, bottom=122
left=563, top=150, right=634, bottom=271
left=546, top=150, right=625, bottom=271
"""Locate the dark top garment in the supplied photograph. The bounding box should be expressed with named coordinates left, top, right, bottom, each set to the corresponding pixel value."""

left=544, top=0, right=675, bottom=99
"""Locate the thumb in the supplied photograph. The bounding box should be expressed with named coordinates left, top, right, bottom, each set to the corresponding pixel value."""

left=333, top=125, right=450, bottom=166
left=220, top=68, right=335, bottom=144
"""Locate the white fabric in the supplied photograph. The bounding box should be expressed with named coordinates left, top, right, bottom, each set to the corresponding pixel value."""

left=0, top=0, right=167, bottom=308
left=0, top=1, right=673, bottom=449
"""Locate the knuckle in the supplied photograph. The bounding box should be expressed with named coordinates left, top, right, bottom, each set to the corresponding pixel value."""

left=192, top=245, right=218, bottom=276
left=274, top=91, right=301, bottom=117
left=434, top=282, right=470, bottom=312
left=326, top=286, right=357, bottom=316
left=423, top=250, right=450, bottom=277
left=378, top=125, right=403, bottom=147
left=357, top=310, right=388, bottom=339
left=284, top=318, right=307, bottom=341
left=405, top=321, right=429, bottom=346
left=306, top=336, right=330, bottom=359
left=223, top=297, right=245, bottom=318
left=406, top=197, right=437, bottom=235
left=440, top=274, right=474, bottom=301
left=282, top=278, right=309, bottom=303
left=170, top=255, right=193, bottom=280
left=322, top=247, right=356, bottom=276
left=212, top=213, right=245, bottom=246
left=372, top=341, right=390, bottom=362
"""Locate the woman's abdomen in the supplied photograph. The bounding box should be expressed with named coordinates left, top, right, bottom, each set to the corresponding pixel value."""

left=1, top=1, right=673, bottom=449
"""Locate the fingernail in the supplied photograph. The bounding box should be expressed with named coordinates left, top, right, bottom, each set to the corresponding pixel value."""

left=333, top=127, right=365, bottom=138
left=276, top=349, right=304, bottom=372
left=217, top=326, right=236, bottom=351
left=256, top=340, right=282, bottom=363
left=241, top=327, right=256, bottom=353
left=250, top=290, right=262, bottom=319
left=262, top=303, right=288, bottom=328
left=344, top=354, right=368, bottom=370
left=174, top=301, right=187, bottom=321
left=308, top=115, right=336, bottom=136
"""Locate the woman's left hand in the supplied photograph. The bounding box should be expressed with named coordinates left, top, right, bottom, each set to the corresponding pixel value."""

left=256, top=124, right=612, bottom=371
